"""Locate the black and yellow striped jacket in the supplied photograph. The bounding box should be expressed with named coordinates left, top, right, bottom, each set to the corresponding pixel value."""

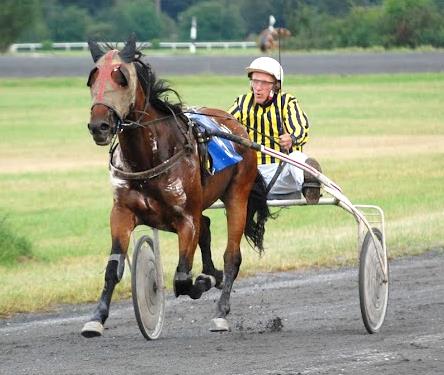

left=228, top=91, right=309, bottom=164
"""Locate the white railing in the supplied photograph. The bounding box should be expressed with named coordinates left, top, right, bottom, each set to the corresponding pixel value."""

left=160, top=41, right=255, bottom=49
left=9, top=41, right=256, bottom=53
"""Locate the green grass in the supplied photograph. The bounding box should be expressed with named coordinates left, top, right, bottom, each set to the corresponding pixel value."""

left=0, top=216, right=33, bottom=264
left=0, top=72, right=443, bottom=316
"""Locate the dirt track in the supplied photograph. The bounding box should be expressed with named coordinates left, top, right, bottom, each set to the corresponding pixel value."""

left=1, top=250, right=443, bottom=375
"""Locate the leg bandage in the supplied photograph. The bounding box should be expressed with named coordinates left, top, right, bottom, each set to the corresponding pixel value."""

left=108, top=253, right=126, bottom=281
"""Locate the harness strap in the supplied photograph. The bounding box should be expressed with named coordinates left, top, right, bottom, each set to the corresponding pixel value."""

left=109, top=148, right=187, bottom=180
left=265, top=160, right=285, bottom=194
left=266, top=94, right=288, bottom=194
left=109, top=110, right=196, bottom=181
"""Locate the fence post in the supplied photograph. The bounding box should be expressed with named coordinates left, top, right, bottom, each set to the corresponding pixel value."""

left=190, top=16, right=197, bottom=54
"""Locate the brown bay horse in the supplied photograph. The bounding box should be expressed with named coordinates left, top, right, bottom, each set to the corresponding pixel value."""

left=258, top=27, right=291, bottom=53
left=81, top=35, right=271, bottom=337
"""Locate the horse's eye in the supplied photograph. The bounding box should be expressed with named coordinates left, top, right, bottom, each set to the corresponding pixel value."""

left=86, top=67, right=98, bottom=87
left=112, top=68, right=128, bottom=87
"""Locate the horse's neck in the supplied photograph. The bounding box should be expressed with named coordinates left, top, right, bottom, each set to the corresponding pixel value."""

left=117, top=126, right=151, bottom=171
left=117, top=107, right=179, bottom=171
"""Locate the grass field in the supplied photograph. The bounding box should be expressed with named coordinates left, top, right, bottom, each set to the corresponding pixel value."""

left=0, top=72, right=443, bottom=317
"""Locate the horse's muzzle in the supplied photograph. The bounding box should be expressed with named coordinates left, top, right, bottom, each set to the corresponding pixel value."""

left=87, top=121, right=113, bottom=145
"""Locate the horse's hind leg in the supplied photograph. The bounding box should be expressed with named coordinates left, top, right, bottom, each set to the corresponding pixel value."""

left=198, top=215, right=223, bottom=288
left=81, top=206, right=135, bottom=338
left=210, top=201, right=246, bottom=332
left=174, top=213, right=221, bottom=299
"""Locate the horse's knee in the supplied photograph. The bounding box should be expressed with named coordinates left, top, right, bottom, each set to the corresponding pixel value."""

left=224, top=250, right=242, bottom=269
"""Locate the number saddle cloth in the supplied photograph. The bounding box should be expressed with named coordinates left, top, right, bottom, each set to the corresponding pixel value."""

left=185, top=109, right=243, bottom=175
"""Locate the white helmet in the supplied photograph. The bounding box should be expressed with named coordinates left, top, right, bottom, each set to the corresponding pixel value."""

left=245, top=57, right=284, bottom=85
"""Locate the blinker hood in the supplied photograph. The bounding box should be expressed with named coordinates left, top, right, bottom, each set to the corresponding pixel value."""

left=89, top=50, right=137, bottom=121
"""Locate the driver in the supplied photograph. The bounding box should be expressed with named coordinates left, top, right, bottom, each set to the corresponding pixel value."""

left=228, top=56, right=322, bottom=204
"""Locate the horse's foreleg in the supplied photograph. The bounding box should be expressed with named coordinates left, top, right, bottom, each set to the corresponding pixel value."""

left=173, top=214, right=200, bottom=298
left=81, top=206, right=135, bottom=338
left=210, top=204, right=246, bottom=332
left=199, top=215, right=223, bottom=288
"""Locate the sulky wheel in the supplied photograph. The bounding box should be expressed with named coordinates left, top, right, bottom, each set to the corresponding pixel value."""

left=359, top=228, right=389, bottom=334
left=132, top=235, right=165, bottom=340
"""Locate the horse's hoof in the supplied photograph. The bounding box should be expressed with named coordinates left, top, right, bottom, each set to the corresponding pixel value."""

left=209, top=318, right=230, bottom=332
left=81, top=321, right=104, bottom=338
left=196, top=274, right=216, bottom=289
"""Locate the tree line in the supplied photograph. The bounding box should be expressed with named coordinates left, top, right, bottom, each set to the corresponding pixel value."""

left=1, top=0, right=444, bottom=52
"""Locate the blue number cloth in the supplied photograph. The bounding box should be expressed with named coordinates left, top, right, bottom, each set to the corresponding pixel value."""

left=185, top=112, right=243, bottom=173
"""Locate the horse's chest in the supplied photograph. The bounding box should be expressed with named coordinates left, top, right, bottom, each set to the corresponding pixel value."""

left=163, top=177, right=187, bottom=205
left=125, top=177, right=190, bottom=229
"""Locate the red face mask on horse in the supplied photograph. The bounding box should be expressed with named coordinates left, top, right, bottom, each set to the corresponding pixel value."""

left=87, top=50, right=138, bottom=121
left=86, top=42, right=139, bottom=145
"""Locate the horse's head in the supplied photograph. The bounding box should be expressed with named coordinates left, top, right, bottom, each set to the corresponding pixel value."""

left=86, top=35, right=139, bottom=145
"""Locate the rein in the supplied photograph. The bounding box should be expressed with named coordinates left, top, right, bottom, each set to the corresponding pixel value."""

left=181, top=111, right=280, bottom=143
left=117, top=113, right=175, bottom=130
left=119, top=109, right=279, bottom=144
left=108, top=106, right=278, bottom=181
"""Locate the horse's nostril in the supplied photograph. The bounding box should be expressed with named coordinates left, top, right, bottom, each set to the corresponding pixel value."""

left=87, top=122, right=109, bottom=135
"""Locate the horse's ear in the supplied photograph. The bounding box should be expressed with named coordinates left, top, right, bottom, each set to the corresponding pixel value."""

left=88, top=39, right=105, bottom=63
left=119, top=33, right=137, bottom=63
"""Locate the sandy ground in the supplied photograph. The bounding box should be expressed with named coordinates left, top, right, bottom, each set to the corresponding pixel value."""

left=1, top=250, right=443, bottom=375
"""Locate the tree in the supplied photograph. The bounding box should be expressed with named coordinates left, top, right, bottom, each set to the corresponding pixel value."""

left=336, top=6, right=384, bottom=47
left=17, top=2, right=50, bottom=43
left=178, top=1, right=246, bottom=41
left=56, top=0, right=114, bottom=15
left=101, top=0, right=164, bottom=41
left=381, top=0, right=443, bottom=47
left=433, top=0, right=444, bottom=9
left=0, top=0, right=39, bottom=52
left=46, top=5, right=92, bottom=41
left=285, top=4, right=338, bottom=49
left=161, top=0, right=205, bottom=20
left=238, top=0, right=277, bottom=35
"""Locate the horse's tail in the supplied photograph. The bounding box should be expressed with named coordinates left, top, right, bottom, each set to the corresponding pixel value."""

left=244, top=172, right=273, bottom=254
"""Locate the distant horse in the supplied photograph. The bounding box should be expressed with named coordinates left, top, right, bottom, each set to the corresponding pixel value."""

left=81, top=35, right=271, bottom=337
left=258, top=27, right=291, bottom=53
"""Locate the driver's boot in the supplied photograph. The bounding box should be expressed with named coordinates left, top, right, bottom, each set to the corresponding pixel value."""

left=302, top=157, right=322, bottom=204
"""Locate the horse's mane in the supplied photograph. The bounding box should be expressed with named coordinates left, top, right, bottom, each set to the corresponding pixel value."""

left=134, top=54, right=183, bottom=115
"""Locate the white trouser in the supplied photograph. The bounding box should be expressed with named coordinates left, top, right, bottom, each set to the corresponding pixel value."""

left=258, top=151, right=307, bottom=195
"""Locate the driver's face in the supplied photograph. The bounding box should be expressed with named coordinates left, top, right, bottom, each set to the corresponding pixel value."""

left=250, top=72, right=276, bottom=104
